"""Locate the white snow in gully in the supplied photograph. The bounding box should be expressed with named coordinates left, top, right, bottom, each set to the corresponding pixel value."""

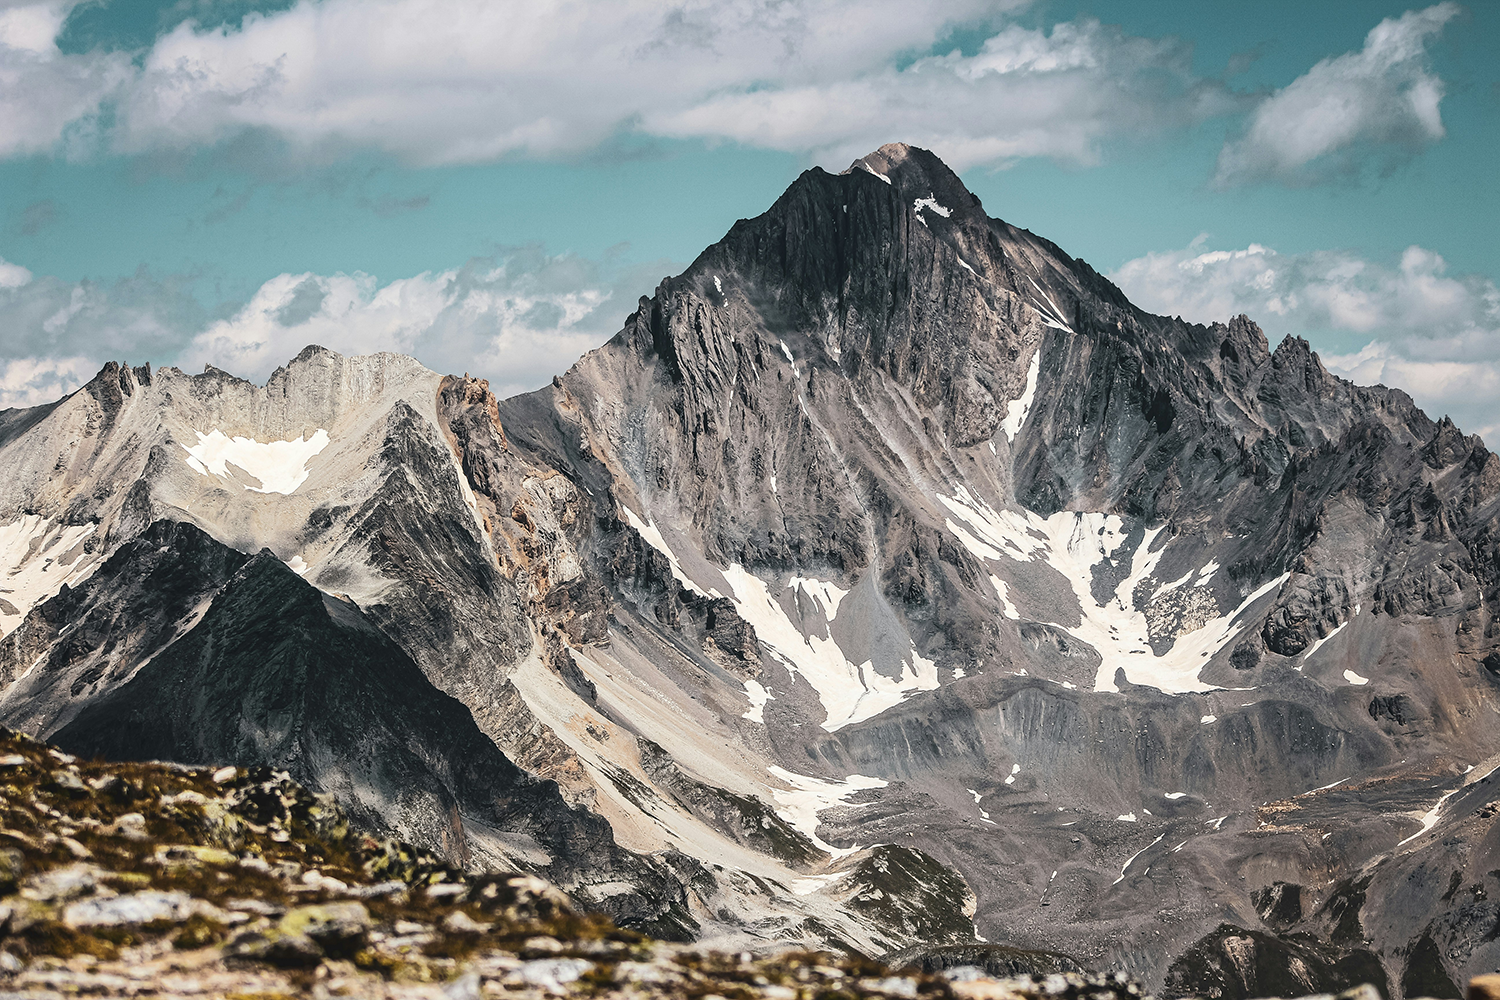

left=741, top=679, right=773, bottom=723
left=0, top=515, right=99, bottom=636
left=1302, top=620, right=1348, bottom=662
left=183, top=428, right=331, bottom=494
left=623, top=507, right=936, bottom=730
left=720, top=563, right=937, bottom=731
left=913, top=196, right=951, bottom=218
left=766, top=766, right=886, bottom=858
left=938, top=487, right=1288, bottom=694
left=1002, top=350, right=1041, bottom=442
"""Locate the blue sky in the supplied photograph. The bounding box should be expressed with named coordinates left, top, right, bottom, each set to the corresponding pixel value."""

left=1, top=0, right=1497, bottom=435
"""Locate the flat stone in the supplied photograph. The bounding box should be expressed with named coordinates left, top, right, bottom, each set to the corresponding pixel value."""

left=443, top=970, right=482, bottom=1000
left=223, top=928, right=322, bottom=968
left=278, top=901, right=370, bottom=956
left=63, top=891, right=197, bottom=928
left=512, top=958, right=595, bottom=994
left=441, top=910, right=488, bottom=934
left=344, top=879, right=407, bottom=899
left=20, top=864, right=99, bottom=903
left=109, top=813, right=149, bottom=841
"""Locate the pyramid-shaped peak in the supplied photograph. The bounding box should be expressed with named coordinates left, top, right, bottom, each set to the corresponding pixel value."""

left=842, top=142, right=981, bottom=216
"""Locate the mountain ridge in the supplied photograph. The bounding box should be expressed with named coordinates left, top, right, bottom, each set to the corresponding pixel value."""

left=2, top=142, right=1499, bottom=992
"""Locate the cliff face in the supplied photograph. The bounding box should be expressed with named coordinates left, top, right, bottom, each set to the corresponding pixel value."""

left=2, top=143, right=1499, bottom=991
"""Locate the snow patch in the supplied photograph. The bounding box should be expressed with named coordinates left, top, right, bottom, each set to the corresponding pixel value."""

left=1002, top=350, right=1041, bottom=442
left=1303, top=621, right=1348, bottom=661
left=1398, top=783, right=1463, bottom=847
left=1201, top=715, right=1217, bottom=724
left=1112, top=834, right=1163, bottom=885
left=1151, top=570, right=1193, bottom=601
left=1116, top=813, right=1137, bottom=823
left=958, top=258, right=977, bottom=275
left=913, top=196, right=951, bottom=218
left=856, top=161, right=891, bottom=184
left=938, top=487, right=1289, bottom=694
left=183, top=428, right=330, bottom=495
left=1024, top=275, right=1075, bottom=333
left=620, top=507, right=716, bottom=598
left=721, top=564, right=938, bottom=731
left=788, top=575, right=850, bottom=622
left=742, top=679, right=773, bottom=723
left=0, top=515, right=99, bottom=636
left=286, top=555, right=309, bottom=576
left=766, top=767, right=886, bottom=857
left=1343, top=668, right=1369, bottom=686
left=1005, top=763, right=1020, bottom=786
left=1164, top=792, right=1187, bottom=800
left=988, top=576, right=1022, bottom=620
left=623, top=508, right=932, bottom=730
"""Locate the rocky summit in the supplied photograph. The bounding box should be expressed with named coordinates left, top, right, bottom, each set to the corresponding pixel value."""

left=1, top=143, right=1499, bottom=997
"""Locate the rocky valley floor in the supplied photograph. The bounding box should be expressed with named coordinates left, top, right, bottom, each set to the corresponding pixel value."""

left=0, top=727, right=1466, bottom=1000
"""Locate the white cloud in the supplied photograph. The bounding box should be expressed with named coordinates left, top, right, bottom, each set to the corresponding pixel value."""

left=0, top=256, right=33, bottom=288
left=1215, top=3, right=1459, bottom=186
left=0, top=1, right=131, bottom=158
left=644, top=19, right=1245, bottom=169
left=179, top=250, right=655, bottom=396
left=1111, top=240, right=1500, bottom=439
left=111, top=0, right=1001, bottom=164
left=0, top=249, right=665, bottom=409
left=0, top=354, right=92, bottom=408
left=0, top=0, right=1254, bottom=171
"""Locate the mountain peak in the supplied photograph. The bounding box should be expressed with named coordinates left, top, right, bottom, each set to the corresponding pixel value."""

left=842, top=142, right=983, bottom=217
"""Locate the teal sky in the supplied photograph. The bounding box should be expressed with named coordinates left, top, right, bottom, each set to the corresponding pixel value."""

left=1, top=0, right=1497, bottom=432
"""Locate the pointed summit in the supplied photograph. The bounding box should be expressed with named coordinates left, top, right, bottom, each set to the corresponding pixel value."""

left=841, top=142, right=983, bottom=219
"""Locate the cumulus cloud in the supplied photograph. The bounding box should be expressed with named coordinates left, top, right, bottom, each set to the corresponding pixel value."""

left=0, top=355, right=93, bottom=408
left=0, top=262, right=207, bottom=368
left=0, top=0, right=1256, bottom=171
left=1111, top=240, right=1500, bottom=439
left=0, top=1, right=132, bottom=158
left=178, top=249, right=668, bottom=395
left=0, top=248, right=671, bottom=409
left=646, top=18, right=1244, bottom=168
left=1215, top=3, right=1459, bottom=187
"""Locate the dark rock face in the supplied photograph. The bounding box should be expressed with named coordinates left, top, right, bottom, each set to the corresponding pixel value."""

left=46, top=530, right=692, bottom=939
left=1252, top=882, right=1303, bottom=931
left=0, top=519, right=250, bottom=734
left=883, top=942, right=1083, bottom=977
left=1161, top=924, right=1389, bottom=1000
left=314, top=402, right=534, bottom=726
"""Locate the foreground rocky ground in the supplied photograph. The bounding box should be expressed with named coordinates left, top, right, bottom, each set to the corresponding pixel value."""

left=0, top=727, right=1469, bottom=1000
